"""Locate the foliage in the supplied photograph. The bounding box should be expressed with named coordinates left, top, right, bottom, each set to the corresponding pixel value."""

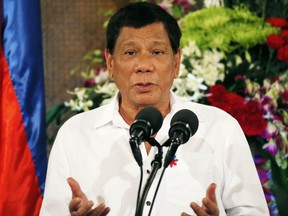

left=180, top=6, right=279, bottom=52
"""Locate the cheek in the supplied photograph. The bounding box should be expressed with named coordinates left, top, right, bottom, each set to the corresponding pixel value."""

left=113, top=72, right=130, bottom=91
left=161, top=64, right=178, bottom=80
left=113, top=74, right=126, bottom=84
left=111, top=61, right=129, bottom=79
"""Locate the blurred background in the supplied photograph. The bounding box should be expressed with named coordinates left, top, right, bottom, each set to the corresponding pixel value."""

left=41, top=0, right=129, bottom=109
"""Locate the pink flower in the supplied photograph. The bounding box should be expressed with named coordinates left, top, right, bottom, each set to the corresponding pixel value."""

left=172, top=0, right=192, bottom=13
left=263, top=141, right=278, bottom=156
left=261, top=123, right=277, bottom=139
left=234, top=75, right=246, bottom=80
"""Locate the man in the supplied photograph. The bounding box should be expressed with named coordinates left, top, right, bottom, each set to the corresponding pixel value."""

left=40, top=2, right=269, bottom=216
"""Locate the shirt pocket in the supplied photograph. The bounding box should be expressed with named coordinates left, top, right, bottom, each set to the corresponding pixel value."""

left=165, top=152, right=218, bottom=205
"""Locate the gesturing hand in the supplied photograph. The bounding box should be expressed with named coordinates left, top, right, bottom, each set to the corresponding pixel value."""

left=181, top=183, right=219, bottom=216
left=67, top=177, right=110, bottom=216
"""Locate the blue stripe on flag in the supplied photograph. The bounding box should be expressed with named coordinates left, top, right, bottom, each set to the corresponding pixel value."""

left=2, top=0, right=47, bottom=194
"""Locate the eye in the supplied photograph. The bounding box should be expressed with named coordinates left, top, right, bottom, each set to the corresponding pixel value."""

left=124, top=50, right=136, bottom=55
left=152, top=50, right=165, bottom=55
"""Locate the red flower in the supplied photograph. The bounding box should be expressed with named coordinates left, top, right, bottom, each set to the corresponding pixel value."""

left=207, top=85, right=244, bottom=113
left=281, top=89, right=288, bottom=102
left=227, top=93, right=245, bottom=106
left=221, top=93, right=244, bottom=113
left=236, top=109, right=267, bottom=136
left=207, top=86, right=267, bottom=136
left=277, top=45, right=288, bottom=63
left=266, top=34, right=285, bottom=49
left=206, top=84, right=228, bottom=104
left=266, top=17, right=287, bottom=27
left=84, top=78, right=96, bottom=87
left=281, top=29, right=288, bottom=43
left=245, top=100, right=264, bottom=115
left=242, top=101, right=267, bottom=136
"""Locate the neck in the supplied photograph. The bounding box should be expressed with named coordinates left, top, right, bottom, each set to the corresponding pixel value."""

left=119, top=103, right=170, bottom=126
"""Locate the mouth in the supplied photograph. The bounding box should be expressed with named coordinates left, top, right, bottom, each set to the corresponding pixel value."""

left=135, top=82, right=153, bottom=86
left=134, top=82, right=155, bottom=92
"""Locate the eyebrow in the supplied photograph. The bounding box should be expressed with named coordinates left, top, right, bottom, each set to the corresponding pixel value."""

left=120, top=41, right=137, bottom=48
left=120, top=40, right=168, bottom=49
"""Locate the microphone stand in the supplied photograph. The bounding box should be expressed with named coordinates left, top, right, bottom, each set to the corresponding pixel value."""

left=135, top=138, right=163, bottom=216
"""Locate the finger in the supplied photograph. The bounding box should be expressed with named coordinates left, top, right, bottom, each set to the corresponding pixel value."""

left=180, top=212, right=191, bottom=216
left=70, top=199, right=94, bottom=216
left=100, top=207, right=110, bottom=216
left=204, top=183, right=219, bottom=215
left=206, top=183, right=217, bottom=203
left=69, top=197, right=82, bottom=212
left=92, top=203, right=110, bottom=216
left=67, top=177, right=86, bottom=199
left=190, top=202, right=209, bottom=216
left=88, top=203, right=110, bottom=216
left=202, top=198, right=219, bottom=215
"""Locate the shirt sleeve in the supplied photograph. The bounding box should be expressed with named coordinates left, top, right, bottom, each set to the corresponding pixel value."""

left=221, top=117, right=269, bottom=215
left=39, top=127, right=71, bottom=216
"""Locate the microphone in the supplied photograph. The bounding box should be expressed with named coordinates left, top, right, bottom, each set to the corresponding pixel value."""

left=164, top=109, right=199, bottom=168
left=129, top=107, right=163, bottom=166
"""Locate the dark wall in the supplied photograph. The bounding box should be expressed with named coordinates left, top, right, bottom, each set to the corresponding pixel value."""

left=41, top=0, right=129, bottom=110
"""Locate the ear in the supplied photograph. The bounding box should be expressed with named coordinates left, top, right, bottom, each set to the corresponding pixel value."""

left=105, top=49, right=113, bottom=78
left=174, top=48, right=181, bottom=78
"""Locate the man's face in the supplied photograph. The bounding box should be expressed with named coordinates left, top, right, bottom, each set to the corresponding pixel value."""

left=105, top=22, right=180, bottom=109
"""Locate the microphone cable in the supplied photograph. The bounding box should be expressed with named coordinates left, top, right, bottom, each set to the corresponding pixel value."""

left=148, top=109, right=199, bottom=215
left=135, top=157, right=162, bottom=216
left=135, top=166, right=143, bottom=212
left=147, top=167, right=166, bottom=216
left=135, top=137, right=163, bottom=216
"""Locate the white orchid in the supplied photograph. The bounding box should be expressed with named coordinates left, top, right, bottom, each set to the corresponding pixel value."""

left=204, top=0, right=224, bottom=7
left=94, top=69, right=109, bottom=85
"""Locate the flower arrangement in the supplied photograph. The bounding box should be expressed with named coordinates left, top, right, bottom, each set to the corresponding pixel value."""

left=176, top=7, right=288, bottom=214
left=47, top=0, right=288, bottom=215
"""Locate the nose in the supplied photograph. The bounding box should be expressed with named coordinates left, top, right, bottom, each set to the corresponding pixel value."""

left=134, top=54, right=154, bottom=73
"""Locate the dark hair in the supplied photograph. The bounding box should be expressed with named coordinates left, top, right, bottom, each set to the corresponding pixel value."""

left=106, top=2, right=181, bottom=54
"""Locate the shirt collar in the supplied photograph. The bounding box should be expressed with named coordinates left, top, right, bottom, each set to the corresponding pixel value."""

left=93, top=91, right=203, bottom=129
left=93, top=91, right=123, bottom=128
left=170, top=91, right=204, bottom=122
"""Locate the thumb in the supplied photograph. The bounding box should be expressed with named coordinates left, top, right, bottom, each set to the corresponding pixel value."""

left=206, top=183, right=217, bottom=202
left=67, top=177, right=86, bottom=199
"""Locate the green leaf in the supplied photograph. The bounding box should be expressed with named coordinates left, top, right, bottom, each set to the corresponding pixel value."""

left=46, top=104, right=69, bottom=127
left=270, top=158, right=288, bottom=216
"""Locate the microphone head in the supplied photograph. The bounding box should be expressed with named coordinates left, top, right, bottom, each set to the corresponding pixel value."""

left=130, top=106, right=163, bottom=139
left=169, top=109, right=199, bottom=143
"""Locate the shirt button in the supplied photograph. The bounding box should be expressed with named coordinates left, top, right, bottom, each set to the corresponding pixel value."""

left=146, top=169, right=150, bottom=174
left=146, top=201, right=151, bottom=206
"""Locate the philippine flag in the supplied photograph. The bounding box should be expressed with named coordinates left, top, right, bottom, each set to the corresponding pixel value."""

left=0, top=0, right=47, bottom=215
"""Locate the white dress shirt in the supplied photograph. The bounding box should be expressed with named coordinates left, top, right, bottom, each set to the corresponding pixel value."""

left=40, top=92, right=269, bottom=215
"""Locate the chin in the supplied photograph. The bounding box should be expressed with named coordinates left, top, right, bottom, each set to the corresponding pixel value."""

left=133, top=96, right=158, bottom=107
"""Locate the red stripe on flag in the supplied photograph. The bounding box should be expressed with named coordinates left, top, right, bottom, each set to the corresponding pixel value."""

left=0, top=47, right=42, bottom=215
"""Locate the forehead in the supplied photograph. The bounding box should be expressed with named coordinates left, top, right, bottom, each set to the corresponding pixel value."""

left=116, top=22, right=170, bottom=47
